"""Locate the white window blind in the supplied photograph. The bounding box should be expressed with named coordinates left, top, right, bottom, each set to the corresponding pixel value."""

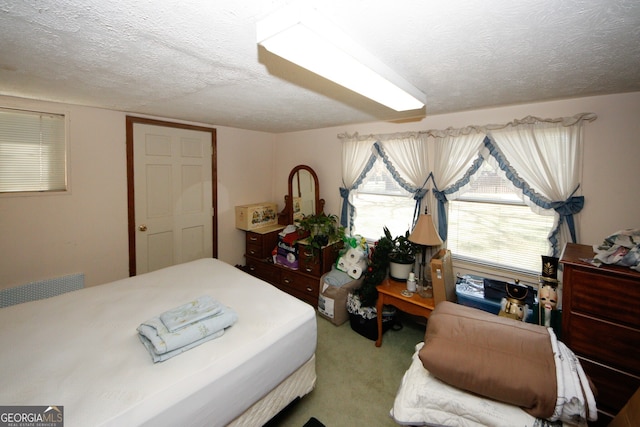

left=0, top=108, right=67, bottom=193
left=447, top=162, right=554, bottom=273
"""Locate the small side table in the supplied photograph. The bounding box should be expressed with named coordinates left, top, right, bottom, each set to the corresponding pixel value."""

left=375, top=278, right=435, bottom=347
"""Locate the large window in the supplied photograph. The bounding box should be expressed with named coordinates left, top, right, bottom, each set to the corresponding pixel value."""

left=447, top=162, right=555, bottom=273
left=0, top=108, right=67, bottom=193
left=352, top=157, right=415, bottom=240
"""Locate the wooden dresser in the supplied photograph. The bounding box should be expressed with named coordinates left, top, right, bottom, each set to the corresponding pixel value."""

left=243, top=226, right=342, bottom=307
left=560, top=243, right=640, bottom=425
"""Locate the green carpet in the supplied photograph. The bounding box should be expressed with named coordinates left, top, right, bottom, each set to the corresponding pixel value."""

left=265, top=312, right=426, bottom=426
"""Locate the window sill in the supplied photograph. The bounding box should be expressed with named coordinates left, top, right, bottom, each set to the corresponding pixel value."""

left=450, top=257, right=540, bottom=288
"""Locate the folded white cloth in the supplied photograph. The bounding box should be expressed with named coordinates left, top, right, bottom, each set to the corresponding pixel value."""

left=160, top=295, right=222, bottom=332
left=549, top=329, right=597, bottom=423
left=137, top=305, right=238, bottom=362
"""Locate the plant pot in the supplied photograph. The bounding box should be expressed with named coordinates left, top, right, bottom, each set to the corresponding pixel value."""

left=389, top=257, right=415, bottom=282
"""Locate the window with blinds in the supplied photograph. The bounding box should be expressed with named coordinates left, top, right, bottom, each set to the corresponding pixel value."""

left=0, top=108, right=67, bottom=193
left=447, top=162, right=554, bottom=273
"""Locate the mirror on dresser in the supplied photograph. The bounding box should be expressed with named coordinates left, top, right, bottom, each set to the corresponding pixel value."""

left=279, top=165, right=325, bottom=225
left=243, top=164, right=339, bottom=308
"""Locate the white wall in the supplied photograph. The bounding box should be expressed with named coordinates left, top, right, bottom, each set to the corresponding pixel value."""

left=2, top=92, right=638, bottom=290
left=0, top=96, right=275, bottom=289
left=274, top=92, right=640, bottom=275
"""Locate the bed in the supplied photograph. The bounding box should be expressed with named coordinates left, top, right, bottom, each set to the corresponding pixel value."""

left=391, top=302, right=597, bottom=427
left=0, top=258, right=317, bottom=427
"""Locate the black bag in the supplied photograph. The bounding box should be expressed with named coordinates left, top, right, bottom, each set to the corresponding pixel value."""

left=483, top=278, right=535, bottom=306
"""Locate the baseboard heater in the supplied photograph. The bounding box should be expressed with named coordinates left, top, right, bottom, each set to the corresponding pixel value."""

left=0, top=273, right=85, bottom=308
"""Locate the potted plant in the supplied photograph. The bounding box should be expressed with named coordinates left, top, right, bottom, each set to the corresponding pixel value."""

left=384, top=226, right=418, bottom=281
left=348, top=230, right=399, bottom=340
left=295, top=213, right=344, bottom=251
left=354, top=230, right=394, bottom=307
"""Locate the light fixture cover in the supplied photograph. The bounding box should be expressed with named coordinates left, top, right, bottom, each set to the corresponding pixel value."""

left=257, top=6, right=426, bottom=111
left=409, top=214, right=443, bottom=246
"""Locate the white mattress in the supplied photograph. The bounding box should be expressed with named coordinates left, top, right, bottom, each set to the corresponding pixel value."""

left=0, top=259, right=317, bottom=427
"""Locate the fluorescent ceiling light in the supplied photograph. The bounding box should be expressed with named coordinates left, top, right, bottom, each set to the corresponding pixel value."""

left=257, top=6, right=426, bottom=111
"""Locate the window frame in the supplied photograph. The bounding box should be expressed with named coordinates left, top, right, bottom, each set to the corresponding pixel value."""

left=0, top=106, right=70, bottom=197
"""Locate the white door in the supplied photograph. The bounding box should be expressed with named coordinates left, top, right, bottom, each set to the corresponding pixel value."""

left=133, top=123, right=213, bottom=274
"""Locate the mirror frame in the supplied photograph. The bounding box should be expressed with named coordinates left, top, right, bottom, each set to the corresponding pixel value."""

left=279, top=164, right=324, bottom=225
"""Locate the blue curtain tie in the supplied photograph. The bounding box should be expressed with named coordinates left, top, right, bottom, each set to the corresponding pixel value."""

left=550, top=196, right=584, bottom=243
left=433, top=190, right=448, bottom=241
left=339, top=187, right=352, bottom=228
left=412, top=188, right=428, bottom=226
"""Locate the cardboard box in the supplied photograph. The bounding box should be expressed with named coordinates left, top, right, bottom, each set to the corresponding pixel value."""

left=235, top=202, right=278, bottom=231
left=430, top=249, right=456, bottom=306
left=318, top=271, right=363, bottom=326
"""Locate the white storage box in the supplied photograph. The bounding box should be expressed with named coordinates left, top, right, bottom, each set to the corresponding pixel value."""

left=235, top=202, right=278, bottom=231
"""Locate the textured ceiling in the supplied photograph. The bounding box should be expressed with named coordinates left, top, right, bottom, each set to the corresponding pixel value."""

left=1, top=0, right=639, bottom=133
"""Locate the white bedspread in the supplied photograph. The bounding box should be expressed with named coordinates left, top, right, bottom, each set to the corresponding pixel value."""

left=0, top=259, right=316, bottom=427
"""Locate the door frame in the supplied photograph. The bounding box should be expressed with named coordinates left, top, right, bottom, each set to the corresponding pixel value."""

left=125, top=116, right=217, bottom=276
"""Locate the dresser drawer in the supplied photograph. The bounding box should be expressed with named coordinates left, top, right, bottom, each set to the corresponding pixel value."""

left=245, top=230, right=280, bottom=259
left=566, top=313, right=640, bottom=375
left=245, top=258, right=280, bottom=284
left=298, top=246, right=321, bottom=276
left=246, top=242, right=263, bottom=258
left=569, top=268, right=640, bottom=327
left=280, top=270, right=319, bottom=297
left=579, top=357, right=640, bottom=421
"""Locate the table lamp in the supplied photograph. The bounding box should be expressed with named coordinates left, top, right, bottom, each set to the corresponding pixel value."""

left=408, top=213, right=443, bottom=297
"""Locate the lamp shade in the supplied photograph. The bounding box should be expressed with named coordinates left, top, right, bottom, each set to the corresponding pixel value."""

left=408, top=214, right=443, bottom=246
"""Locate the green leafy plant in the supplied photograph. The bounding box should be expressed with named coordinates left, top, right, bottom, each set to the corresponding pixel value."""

left=295, top=213, right=344, bottom=250
left=385, top=226, right=418, bottom=263
left=355, top=229, right=394, bottom=307
left=355, top=227, right=419, bottom=307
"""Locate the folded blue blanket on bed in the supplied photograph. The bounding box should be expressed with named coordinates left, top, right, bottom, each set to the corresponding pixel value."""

left=138, top=329, right=226, bottom=363
left=160, top=295, right=223, bottom=332
left=137, top=299, right=238, bottom=363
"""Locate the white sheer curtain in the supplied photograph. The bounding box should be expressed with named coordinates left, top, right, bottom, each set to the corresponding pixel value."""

left=339, top=134, right=377, bottom=230
left=340, top=113, right=595, bottom=254
left=377, top=134, right=430, bottom=223
left=431, top=131, right=486, bottom=240
left=486, top=114, right=594, bottom=255
left=377, top=134, right=429, bottom=189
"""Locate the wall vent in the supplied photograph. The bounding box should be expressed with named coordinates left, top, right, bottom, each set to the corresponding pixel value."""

left=0, top=273, right=84, bottom=308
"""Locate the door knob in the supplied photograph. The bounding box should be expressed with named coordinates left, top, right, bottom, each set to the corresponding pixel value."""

left=138, top=224, right=148, bottom=232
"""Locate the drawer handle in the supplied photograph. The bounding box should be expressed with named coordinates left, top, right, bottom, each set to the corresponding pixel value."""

left=283, top=278, right=291, bottom=285
left=249, top=265, right=256, bottom=271
left=306, top=287, right=313, bottom=292
left=304, top=267, right=313, bottom=273
left=304, top=250, right=313, bottom=257
left=249, top=236, right=258, bottom=242
left=249, top=250, right=256, bottom=255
